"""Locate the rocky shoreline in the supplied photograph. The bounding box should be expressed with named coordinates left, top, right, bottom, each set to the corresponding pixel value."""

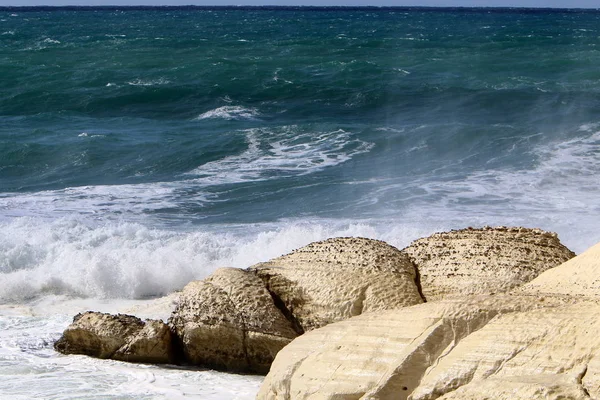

left=55, top=226, right=595, bottom=399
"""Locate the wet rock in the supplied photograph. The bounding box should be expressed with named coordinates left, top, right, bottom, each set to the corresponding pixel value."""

left=54, top=311, right=173, bottom=364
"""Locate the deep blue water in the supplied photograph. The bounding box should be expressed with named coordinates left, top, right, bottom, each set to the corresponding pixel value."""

left=1, top=7, right=600, bottom=301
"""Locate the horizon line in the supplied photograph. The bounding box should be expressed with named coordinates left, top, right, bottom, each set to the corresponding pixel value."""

left=1, top=5, right=599, bottom=11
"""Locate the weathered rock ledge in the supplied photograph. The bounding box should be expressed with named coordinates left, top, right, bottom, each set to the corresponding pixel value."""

left=259, top=236, right=600, bottom=400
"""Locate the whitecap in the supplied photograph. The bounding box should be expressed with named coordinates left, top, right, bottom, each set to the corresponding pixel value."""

left=78, top=132, right=104, bottom=138
left=272, top=68, right=293, bottom=84
left=185, top=126, right=374, bottom=184
left=127, top=78, right=170, bottom=86
left=194, top=105, right=260, bottom=121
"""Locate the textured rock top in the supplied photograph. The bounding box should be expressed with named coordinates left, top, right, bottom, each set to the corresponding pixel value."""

left=249, top=237, right=424, bottom=331
left=403, top=226, right=575, bottom=301
left=268, top=237, right=418, bottom=277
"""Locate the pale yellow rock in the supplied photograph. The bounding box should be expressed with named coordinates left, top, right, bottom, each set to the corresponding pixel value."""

left=257, top=294, right=565, bottom=400
left=249, top=237, right=423, bottom=331
left=522, top=240, right=600, bottom=297
left=54, top=311, right=174, bottom=364
left=169, top=267, right=299, bottom=373
left=114, top=319, right=175, bottom=364
left=403, top=226, right=575, bottom=301
left=435, top=374, right=591, bottom=400
left=412, top=302, right=600, bottom=400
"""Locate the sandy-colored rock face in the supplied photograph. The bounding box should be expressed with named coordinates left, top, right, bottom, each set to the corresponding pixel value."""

left=114, top=319, right=175, bottom=364
left=412, top=302, right=600, bottom=400
left=168, top=267, right=299, bottom=374
left=403, top=227, right=575, bottom=301
left=521, top=240, right=600, bottom=298
left=434, top=375, right=591, bottom=400
left=258, top=294, right=568, bottom=400
left=54, top=312, right=173, bottom=364
left=249, top=237, right=423, bottom=332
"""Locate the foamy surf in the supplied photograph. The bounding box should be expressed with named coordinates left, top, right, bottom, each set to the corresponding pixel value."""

left=185, top=126, right=374, bottom=183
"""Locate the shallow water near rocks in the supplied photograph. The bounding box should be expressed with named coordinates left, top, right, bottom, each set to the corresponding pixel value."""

left=0, top=298, right=262, bottom=399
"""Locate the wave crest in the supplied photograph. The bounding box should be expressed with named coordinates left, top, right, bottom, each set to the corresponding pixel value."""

left=194, top=105, right=260, bottom=121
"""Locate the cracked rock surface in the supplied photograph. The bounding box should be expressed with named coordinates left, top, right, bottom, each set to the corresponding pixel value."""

left=249, top=237, right=424, bottom=332
left=168, top=267, right=299, bottom=373
left=54, top=311, right=174, bottom=364
left=257, top=294, right=572, bottom=400
left=403, top=226, right=575, bottom=301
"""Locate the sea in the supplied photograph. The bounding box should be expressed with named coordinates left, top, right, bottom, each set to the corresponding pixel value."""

left=1, top=6, right=600, bottom=399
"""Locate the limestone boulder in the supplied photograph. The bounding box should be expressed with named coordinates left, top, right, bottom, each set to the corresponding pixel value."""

left=258, top=294, right=570, bottom=400
left=521, top=240, right=600, bottom=298
left=54, top=311, right=174, bottom=364
left=168, top=267, right=299, bottom=374
left=412, top=302, right=600, bottom=400
left=402, top=226, right=575, bottom=301
left=249, top=237, right=423, bottom=332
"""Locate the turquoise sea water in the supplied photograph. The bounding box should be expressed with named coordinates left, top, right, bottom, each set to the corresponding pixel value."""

left=1, top=7, right=600, bottom=398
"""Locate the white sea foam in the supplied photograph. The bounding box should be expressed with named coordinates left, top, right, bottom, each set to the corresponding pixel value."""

left=24, top=38, right=62, bottom=51
left=185, top=126, right=374, bottom=183
left=127, top=78, right=170, bottom=86
left=0, top=216, right=435, bottom=304
left=78, top=132, right=105, bottom=138
left=0, top=183, right=182, bottom=220
left=194, top=105, right=260, bottom=121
